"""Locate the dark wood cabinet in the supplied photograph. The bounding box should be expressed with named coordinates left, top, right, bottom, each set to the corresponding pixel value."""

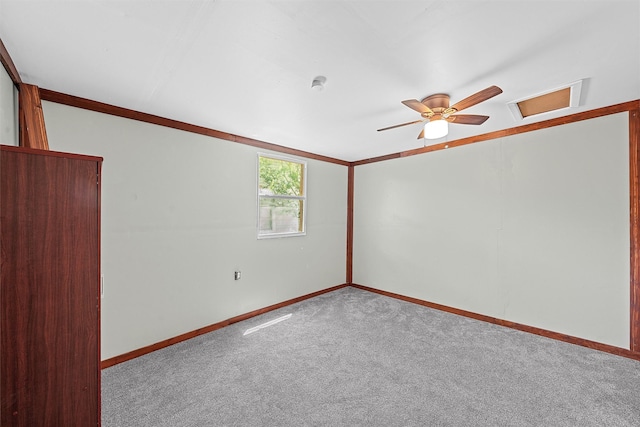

left=1, top=145, right=102, bottom=426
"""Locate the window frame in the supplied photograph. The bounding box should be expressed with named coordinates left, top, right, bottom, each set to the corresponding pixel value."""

left=256, top=153, right=307, bottom=239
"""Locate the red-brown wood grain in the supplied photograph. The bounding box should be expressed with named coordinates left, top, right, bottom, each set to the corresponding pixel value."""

left=0, top=144, right=102, bottom=161
left=0, top=37, right=21, bottom=84
left=346, top=165, right=354, bottom=284
left=101, top=283, right=349, bottom=369
left=351, top=284, right=640, bottom=361
left=630, top=109, right=640, bottom=354
left=96, top=159, right=103, bottom=425
left=18, top=84, right=49, bottom=150
left=1, top=145, right=102, bottom=426
left=351, top=152, right=401, bottom=167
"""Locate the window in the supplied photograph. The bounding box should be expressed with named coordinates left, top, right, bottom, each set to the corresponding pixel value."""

left=257, top=154, right=307, bottom=238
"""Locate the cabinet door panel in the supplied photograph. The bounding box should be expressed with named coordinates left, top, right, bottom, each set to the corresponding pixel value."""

left=1, top=148, right=100, bottom=426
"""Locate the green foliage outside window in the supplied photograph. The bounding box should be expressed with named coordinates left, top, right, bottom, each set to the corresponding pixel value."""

left=259, top=156, right=303, bottom=197
left=258, top=155, right=306, bottom=236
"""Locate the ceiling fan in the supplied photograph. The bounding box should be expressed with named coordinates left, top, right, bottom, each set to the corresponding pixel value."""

left=378, top=85, right=503, bottom=139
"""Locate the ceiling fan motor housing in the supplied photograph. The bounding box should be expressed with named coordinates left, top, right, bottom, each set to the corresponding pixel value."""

left=421, top=94, right=450, bottom=112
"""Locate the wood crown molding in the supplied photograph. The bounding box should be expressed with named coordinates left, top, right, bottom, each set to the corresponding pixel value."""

left=0, top=37, right=22, bottom=85
left=101, top=283, right=349, bottom=369
left=38, top=88, right=350, bottom=167
left=19, top=84, right=49, bottom=150
left=36, top=86, right=639, bottom=169
left=353, top=100, right=640, bottom=166
left=351, top=284, right=640, bottom=362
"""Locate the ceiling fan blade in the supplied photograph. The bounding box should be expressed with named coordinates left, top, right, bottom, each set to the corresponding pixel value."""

left=446, top=114, right=490, bottom=125
left=377, top=119, right=424, bottom=132
left=402, top=99, right=433, bottom=115
left=417, top=128, right=425, bottom=139
left=449, top=86, right=502, bottom=113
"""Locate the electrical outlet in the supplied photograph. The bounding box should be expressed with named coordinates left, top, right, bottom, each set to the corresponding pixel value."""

left=234, top=270, right=241, bottom=280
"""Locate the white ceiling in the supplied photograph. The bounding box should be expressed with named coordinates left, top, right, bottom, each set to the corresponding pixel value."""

left=1, top=0, right=638, bottom=162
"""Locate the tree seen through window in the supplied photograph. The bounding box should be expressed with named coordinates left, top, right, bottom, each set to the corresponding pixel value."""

left=258, top=155, right=306, bottom=237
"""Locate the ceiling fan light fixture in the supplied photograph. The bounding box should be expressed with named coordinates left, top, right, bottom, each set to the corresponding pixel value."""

left=424, top=119, right=448, bottom=139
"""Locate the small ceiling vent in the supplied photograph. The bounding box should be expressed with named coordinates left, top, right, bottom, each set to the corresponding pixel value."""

left=508, top=80, right=583, bottom=120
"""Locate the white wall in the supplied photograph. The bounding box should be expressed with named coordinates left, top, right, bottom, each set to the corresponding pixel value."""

left=37, top=97, right=632, bottom=355
left=0, top=64, right=18, bottom=146
left=42, top=101, right=347, bottom=360
left=354, top=113, right=630, bottom=349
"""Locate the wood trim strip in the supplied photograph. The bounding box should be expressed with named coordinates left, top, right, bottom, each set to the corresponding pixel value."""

left=38, top=88, right=350, bottom=166
left=0, top=144, right=103, bottom=162
left=351, top=283, right=640, bottom=361
left=96, top=160, right=103, bottom=426
left=346, top=165, right=354, bottom=284
left=352, top=152, right=401, bottom=167
left=0, top=37, right=22, bottom=85
left=354, top=100, right=640, bottom=166
left=18, top=84, right=49, bottom=150
left=631, top=109, right=640, bottom=353
left=101, top=283, right=349, bottom=369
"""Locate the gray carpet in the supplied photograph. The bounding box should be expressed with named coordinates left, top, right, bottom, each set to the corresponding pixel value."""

left=102, top=287, right=640, bottom=426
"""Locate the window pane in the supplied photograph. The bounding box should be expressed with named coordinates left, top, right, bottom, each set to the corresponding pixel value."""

left=259, top=197, right=303, bottom=235
left=259, top=156, right=304, bottom=196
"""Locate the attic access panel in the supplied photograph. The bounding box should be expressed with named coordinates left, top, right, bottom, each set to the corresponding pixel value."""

left=508, top=80, right=583, bottom=120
